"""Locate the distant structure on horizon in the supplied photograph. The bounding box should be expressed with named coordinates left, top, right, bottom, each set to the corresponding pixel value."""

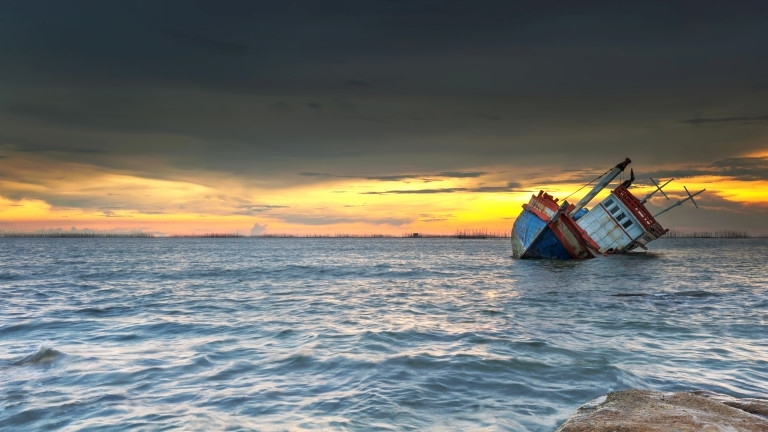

left=664, top=230, right=750, bottom=238
left=1, top=229, right=756, bottom=239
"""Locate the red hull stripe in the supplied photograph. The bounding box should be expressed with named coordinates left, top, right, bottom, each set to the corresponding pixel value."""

left=548, top=216, right=595, bottom=259
left=532, top=191, right=561, bottom=212
left=611, top=186, right=667, bottom=237
left=524, top=203, right=551, bottom=223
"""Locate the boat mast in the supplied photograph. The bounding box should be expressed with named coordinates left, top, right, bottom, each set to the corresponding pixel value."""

left=642, top=177, right=673, bottom=203
left=653, top=186, right=706, bottom=217
left=568, top=157, right=631, bottom=216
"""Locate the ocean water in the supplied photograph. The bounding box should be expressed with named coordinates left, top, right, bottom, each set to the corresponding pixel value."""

left=1, top=237, right=766, bottom=431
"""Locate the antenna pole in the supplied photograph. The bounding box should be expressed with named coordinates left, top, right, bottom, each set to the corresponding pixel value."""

left=642, top=177, right=673, bottom=203
left=653, top=187, right=705, bottom=217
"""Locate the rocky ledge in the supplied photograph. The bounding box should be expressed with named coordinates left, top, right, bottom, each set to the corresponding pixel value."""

left=557, top=389, right=768, bottom=432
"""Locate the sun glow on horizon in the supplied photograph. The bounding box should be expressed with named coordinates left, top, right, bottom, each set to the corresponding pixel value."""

left=2, top=154, right=768, bottom=236
left=744, top=148, right=768, bottom=158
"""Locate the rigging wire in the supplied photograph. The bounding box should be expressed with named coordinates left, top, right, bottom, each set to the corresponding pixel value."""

left=562, top=168, right=611, bottom=201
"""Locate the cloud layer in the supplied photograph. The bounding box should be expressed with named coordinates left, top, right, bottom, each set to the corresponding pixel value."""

left=1, top=1, right=767, bottom=234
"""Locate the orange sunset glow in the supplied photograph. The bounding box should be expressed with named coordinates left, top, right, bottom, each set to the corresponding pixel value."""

left=2, top=151, right=767, bottom=236
left=1, top=2, right=767, bottom=237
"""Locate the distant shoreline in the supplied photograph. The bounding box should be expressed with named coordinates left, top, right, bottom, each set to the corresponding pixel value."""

left=663, top=230, right=753, bottom=238
left=0, top=232, right=764, bottom=239
left=0, top=233, right=510, bottom=239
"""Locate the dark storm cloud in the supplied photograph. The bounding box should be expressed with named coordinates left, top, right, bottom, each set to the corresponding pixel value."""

left=160, top=28, right=260, bottom=56
left=436, top=172, right=487, bottom=179
left=361, top=182, right=522, bottom=194
left=363, top=172, right=488, bottom=181
left=362, top=188, right=468, bottom=195
left=637, top=156, right=768, bottom=182
left=268, top=101, right=295, bottom=112
left=476, top=114, right=503, bottom=122
left=535, top=153, right=768, bottom=187
left=710, top=157, right=768, bottom=181
left=471, top=184, right=525, bottom=193
left=345, top=79, right=373, bottom=88
left=0, top=0, right=767, bottom=184
left=2, top=191, right=112, bottom=210
left=3, top=1, right=766, bottom=93
left=300, top=171, right=487, bottom=181
left=362, top=174, right=428, bottom=182
left=679, top=116, right=768, bottom=125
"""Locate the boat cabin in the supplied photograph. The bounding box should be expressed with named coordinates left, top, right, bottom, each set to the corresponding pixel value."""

left=576, top=185, right=667, bottom=253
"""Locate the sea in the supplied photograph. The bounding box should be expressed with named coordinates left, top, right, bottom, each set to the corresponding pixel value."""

left=1, top=237, right=766, bottom=431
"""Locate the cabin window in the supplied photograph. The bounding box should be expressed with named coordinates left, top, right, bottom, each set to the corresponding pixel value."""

left=605, top=198, right=615, bottom=208
left=609, top=205, right=620, bottom=214
left=616, top=212, right=626, bottom=221
left=622, top=220, right=633, bottom=228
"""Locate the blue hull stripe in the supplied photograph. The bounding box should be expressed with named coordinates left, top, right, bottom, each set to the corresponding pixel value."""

left=511, top=209, right=572, bottom=259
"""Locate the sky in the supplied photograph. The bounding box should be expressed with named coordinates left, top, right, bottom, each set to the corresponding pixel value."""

left=1, top=1, right=767, bottom=236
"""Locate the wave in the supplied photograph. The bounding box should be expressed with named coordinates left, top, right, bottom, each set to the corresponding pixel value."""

left=0, top=272, right=20, bottom=280
left=673, top=290, right=720, bottom=298
left=612, top=290, right=719, bottom=299
left=6, top=345, right=64, bottom=367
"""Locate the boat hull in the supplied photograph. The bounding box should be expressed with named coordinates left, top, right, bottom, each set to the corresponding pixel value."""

left=511, top=192, right=597, bottom=260
left=511, top=208, right=573, bottom=259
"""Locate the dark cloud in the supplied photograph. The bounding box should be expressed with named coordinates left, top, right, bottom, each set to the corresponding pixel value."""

left=160, top=28, right=260, bottom=56
left=233, top=204, right=290, bottom=216
left=132, top=210, right=167, bottom=215
left=471, top=185, right=524, bottom=193
left=711, top=156, right=768, bottom=181
left=361, top=174, right=434, bottom=181
left=268, top=101, right=295, bottom=112
left=679, top=116, right=768, bottom=125
left=645, top=193, right=768, bottom=234
left=537, top=153, right=768, bottom=188
left=361, top=182, right=522, bottom=194
left=345, top=79, right=372, bottom=87
left=631, top=156, right=768, bottom=183
left=300, top=171, right=488, bottom=181
left=435, top=172, right=487, bottom=179
left=476, top=114, right=502, bottom=122
left=0, top=0, right=767, bottom=205
left=2, top=1, right=766, bottom=97
left=300, top=172, right=334, bottom=178
left=362, top=188, right=468, bottom=195
left=101, top=209, right=129, bottom=218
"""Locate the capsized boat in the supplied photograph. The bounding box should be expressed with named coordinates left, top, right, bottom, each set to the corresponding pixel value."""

left=511, top=158, right=704, bottom=259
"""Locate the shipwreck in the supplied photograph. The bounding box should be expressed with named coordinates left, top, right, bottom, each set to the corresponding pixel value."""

left=511, top=157, right=704, bottom=259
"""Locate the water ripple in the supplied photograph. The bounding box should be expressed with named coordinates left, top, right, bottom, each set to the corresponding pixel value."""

left=0, top=237, right=766, bottom=430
